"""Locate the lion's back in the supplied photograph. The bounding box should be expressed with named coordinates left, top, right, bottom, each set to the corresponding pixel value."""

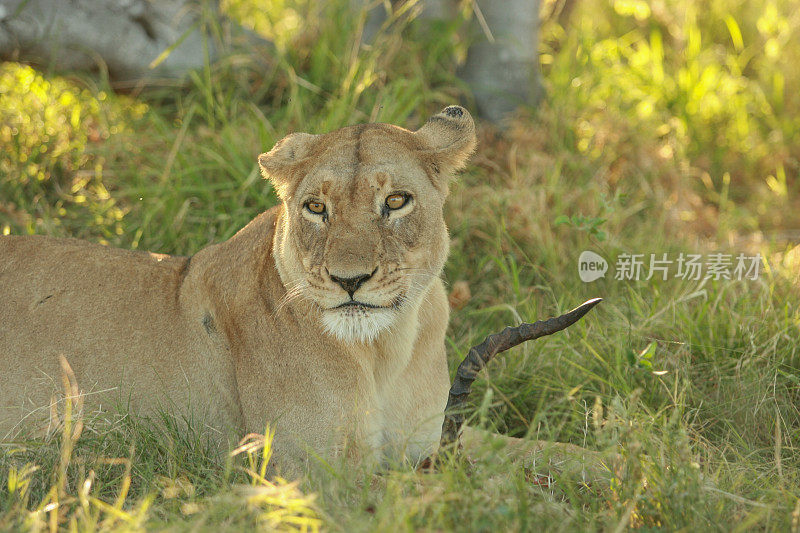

left=0, top=235, right=188, bottom=338
left=0, top=235, right=217, bottom=439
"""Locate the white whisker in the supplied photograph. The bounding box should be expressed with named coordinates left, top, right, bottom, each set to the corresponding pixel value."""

left=272, top=278, right=310, bottom=317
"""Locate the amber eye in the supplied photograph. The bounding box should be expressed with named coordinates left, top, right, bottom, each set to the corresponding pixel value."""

left=305, top=201, right=326, bottom=215
left=385, top=193, right=409, bottom=210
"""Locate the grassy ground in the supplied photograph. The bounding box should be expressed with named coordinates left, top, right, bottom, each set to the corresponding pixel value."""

left=2, top=0, right=799, bottom=530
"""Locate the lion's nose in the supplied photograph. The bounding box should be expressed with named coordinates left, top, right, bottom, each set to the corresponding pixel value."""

left=329, top=270, right=375, bottom=299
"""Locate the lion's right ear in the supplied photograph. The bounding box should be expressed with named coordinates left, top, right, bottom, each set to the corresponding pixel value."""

left=258, top=132, right=319, bottom=198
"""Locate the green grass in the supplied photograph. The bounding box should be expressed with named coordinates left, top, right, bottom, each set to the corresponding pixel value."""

left=2, top=0, right=800, bottom=530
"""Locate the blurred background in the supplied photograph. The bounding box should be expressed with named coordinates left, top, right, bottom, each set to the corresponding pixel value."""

left=1, top=0, right=797, bottom=250
left=1, top=0, right=799, bottom=529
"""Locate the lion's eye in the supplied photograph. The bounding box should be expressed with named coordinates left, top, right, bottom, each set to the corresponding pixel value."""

left=305, top=201, right=326, bottom=215
left=385, top=194, right=409, bottom=210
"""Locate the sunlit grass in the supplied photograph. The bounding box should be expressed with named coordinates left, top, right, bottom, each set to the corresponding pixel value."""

left=0, top=360, right=321, bottom=531
left=2, top=0, right=800, bottom=530
left=0, top=63, right=147, bottom=241
left=539, top=0, right=800, bottom=231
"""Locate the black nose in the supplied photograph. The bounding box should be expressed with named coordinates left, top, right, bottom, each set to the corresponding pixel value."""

left=329, top=271, right=373, bottom=298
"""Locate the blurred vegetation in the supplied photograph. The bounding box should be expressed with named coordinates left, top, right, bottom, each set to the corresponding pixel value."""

left=1, top=0, right=799, bottom=530
left=540, top=0, right=799, bottom=233
left=0, top=64, right=146, bottom=240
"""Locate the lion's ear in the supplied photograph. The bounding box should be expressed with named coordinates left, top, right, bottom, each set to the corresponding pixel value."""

left=414, top=105, right=476, bottom=176
left=258, top=132, right=319, bottom=198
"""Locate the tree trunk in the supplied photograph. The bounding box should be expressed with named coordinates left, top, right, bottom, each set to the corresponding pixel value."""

left=0, top=0, right=219, bottom=82
left=356, top=0, right=543, bottom=124
left=458, top=0, right=543, bottom=123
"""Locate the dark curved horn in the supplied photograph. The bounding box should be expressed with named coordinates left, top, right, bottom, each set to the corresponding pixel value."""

left=439, top=298, right=603, bottom=453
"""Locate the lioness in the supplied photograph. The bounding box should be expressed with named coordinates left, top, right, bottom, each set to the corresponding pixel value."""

left=0, top=106, right=476, bottom=474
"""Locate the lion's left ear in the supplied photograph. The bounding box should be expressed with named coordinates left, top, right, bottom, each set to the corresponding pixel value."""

left=258, top=132, right=319, bottom=198
left=413, top=105, right=477, bottom=177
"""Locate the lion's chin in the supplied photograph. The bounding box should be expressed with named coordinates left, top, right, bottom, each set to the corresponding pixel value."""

left=321, top=307, right=396, bottom=344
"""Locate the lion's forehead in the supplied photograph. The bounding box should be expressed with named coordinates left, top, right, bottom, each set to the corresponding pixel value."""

left=303, top=160, right=428, bottom=196
left=297, top=127, right=429, bottom=194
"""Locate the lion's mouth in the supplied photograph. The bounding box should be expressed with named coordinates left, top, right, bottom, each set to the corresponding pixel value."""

left=320, top=293, right=407, bottom=342
left=332, top=295, right=405, bottom=311
left=334, top=301, right=382, bottom=310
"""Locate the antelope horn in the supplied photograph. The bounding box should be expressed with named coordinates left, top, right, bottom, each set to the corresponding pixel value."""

left=438, top=298, right=603, bottom=453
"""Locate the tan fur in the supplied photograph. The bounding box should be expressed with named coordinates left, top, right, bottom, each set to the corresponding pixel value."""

left=0, top=106, right=476, bottom=475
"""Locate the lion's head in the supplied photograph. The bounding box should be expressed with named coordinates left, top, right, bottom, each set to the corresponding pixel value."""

left=258, top=106, right=475, bottom=343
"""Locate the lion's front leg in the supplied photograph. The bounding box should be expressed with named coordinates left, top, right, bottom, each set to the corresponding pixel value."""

left=459, top=426, right=615, bottom=487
